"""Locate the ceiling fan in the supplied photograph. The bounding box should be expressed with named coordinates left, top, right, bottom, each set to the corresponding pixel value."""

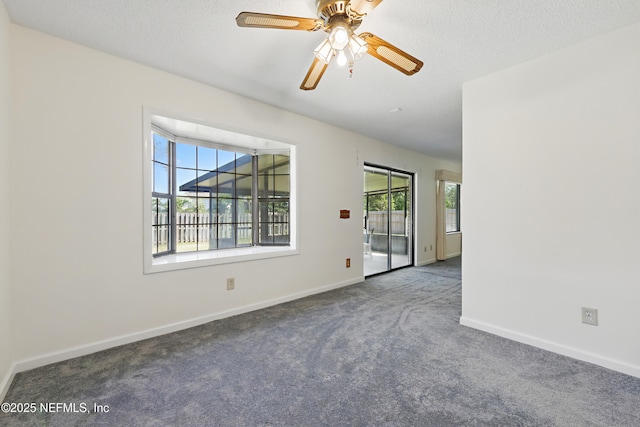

left=236, top=0, right=423, bottom=90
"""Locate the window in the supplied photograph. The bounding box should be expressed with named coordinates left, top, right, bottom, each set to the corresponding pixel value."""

left=258, top=154, right=290, bottom=245
left=445, top=182, right=460, bottom=233
left=144, top=110, right=296, bottom=273
left=152, top=131, right=290, bottom=253
left=151, top=133, right=171, bottom=255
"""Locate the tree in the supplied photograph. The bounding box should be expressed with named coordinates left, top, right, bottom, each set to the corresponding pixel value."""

left=391, top=190, right=406, bottom=211
left=364, top=190, right=407, bottom=212
left=445, top=184, right=458, bottom=209
left=176, top=197, right=207, bottom=213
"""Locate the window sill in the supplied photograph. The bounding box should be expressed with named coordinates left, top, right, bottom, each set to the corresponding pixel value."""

left=446, top=231, right=462, bottom=235
left=145, top=245, right=299, bottom=274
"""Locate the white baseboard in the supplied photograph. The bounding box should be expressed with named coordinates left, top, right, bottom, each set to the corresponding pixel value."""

left=5, top=276, right=364, bottom=396
left=0, top=362, right=16, bottom=402
left=417, top=254, right=461, bottom=267
left=460, top=316, right=640, bottom=379
left=417, top=257, right=437, bottom=267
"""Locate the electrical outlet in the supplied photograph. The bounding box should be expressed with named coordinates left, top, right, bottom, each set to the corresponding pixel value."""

left=582, top=307, right=598, bottom=326
left=226, top=278, right=235, bottom=291
left=346, top=258, right=351, bottom=268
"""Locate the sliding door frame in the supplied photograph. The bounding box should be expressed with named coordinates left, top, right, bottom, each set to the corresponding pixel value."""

left=364, top=163, right=415, bottom=276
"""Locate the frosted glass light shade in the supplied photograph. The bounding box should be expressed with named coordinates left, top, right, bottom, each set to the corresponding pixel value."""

left=314, top=38, right=334, bottom=64
left=329, top=24, right=350, bottom=50
left=348, top=35, right=368, bottom=60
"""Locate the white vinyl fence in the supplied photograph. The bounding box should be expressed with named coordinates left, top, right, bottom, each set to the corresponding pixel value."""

left=153, top=212, right=289, bottom=246
left=367, top=209, right=459, bottom=235
left=445, top=208, right=459, bottom=232
left=366, top=211, right=408, bottom=235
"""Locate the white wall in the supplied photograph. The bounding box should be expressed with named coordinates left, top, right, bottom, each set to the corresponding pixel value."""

left=6, top=23, right=460, bottom=379
left=462, top=22, right=640, bottom=377
left=446, top=233, right=462, bottom=258
left=0, top=1, right=14, bottom=401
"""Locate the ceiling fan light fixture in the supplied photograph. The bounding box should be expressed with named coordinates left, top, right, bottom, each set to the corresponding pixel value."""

left=236, top=1, right=423, bottom=91
left=348, top=34, right=368, bottom=60
left=314, top=38, right=334, bottom=64
left=328, top=21, right=350, bottom=50
left=336, top=49, right=348, bottom=66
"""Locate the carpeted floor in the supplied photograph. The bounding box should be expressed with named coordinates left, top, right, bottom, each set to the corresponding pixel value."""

left=2, top=257, right=639, bottom=426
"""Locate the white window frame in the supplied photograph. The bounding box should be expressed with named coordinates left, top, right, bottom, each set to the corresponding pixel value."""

left=143, top=107, right=298, bottom=274
left=445, top=182, right=461, bottom=234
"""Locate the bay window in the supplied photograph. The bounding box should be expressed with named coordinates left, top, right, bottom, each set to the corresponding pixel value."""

left=144, top=110, right=296, bottom=273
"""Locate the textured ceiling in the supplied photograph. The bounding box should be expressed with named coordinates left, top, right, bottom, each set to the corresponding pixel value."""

left=4, top=0, right=640, bottom=161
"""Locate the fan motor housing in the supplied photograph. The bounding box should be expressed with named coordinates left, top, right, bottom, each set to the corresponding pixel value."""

left=317, top=0, right=363, bottom=30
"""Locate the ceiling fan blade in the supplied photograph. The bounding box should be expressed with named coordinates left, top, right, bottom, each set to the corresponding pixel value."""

left=300, top=58, right=329, bottom=91
left=236, top=12, right=324, bottom=31
left=359, top=32, right=423, bottom=75
left=349, top=0, right=383, bottom=16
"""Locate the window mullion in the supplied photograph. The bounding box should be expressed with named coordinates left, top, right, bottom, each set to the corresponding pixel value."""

left=456, top=184, right=461, bottom=232
left=251, top=155, right=258, bottom=246
left=170, top=140, right=177, bottom=254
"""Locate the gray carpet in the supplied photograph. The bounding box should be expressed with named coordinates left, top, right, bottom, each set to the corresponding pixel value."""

left=2, top=257, right=639, bottom=426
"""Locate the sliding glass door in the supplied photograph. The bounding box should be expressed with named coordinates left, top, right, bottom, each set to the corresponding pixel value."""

left=363, top=165, right=413, bottom=276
